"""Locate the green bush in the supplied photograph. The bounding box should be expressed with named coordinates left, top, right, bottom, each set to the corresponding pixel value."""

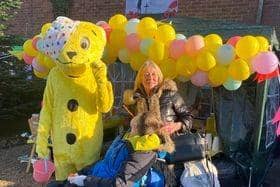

left=0, top=35, right=45, bottom=120
left=0, top=0, right=22, bottom=36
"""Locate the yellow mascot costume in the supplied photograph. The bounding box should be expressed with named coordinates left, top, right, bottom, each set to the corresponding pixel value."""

left=35, top=17, right=114, bottom=180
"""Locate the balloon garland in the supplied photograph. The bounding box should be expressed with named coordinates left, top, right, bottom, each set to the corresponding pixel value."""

left=21, top=14, right=279, bottom=91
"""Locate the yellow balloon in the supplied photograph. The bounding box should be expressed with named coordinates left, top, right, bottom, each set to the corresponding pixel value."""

left=228, top=59, right=250, bottom=81
left=155, top=24, right=175, bottom=44
left=41, top=23, right=52, bottom=36
left=44, top=55, right=56, bottom=69
left=23, top=39, right=38, bottom=57
left=207, top=43, right=222, bottom=55
left=176, top=55, right=197, bottom=77
left=208, top=66, right=228, bottom=86
left=160, top=58, right=177, bottom=79
left=196, top=51, right=216, bottom=71
left=109, top=29, right=126, bottom=50
left=204, top=34, right=223, bottom=53
left=137, top=17, right=157, bottom=38
left=109, top=14, right=127, bottom=30
left=256, top=36, right=269, bottom=52
left=148, top=40, right=165, bottom=62
left=130, top=52, right=147, bottom=71
left=34, top=69, right=48, bottom=78
left=32, top=57, right=49, bottom=78
left=246, top=59, right=255, bottom=74
left=164, top=45, right=170, bottom=60
left=236, top=36, right=259, bottom=59
left=102, top=45, right=118, bottom=64
left=36, top=52, right=45, bottom=64
left=205, top=34, right=223, bottom=45
left=103, top=55, right=117, bottom=65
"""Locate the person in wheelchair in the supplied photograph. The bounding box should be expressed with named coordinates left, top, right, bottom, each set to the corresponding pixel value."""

left=48, top=112, right=166, bottom=187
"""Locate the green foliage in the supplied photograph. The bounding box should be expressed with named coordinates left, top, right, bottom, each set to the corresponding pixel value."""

left=0, top=34, right=26, bottom=46
left=0, top=0, right=22, bottom=36
left=50, top=0, right=70, bottom=17
left=0, top=35, right=45, bottom=120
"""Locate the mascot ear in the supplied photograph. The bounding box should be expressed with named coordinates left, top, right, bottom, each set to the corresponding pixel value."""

left=91, top=24, right=106, bottom=48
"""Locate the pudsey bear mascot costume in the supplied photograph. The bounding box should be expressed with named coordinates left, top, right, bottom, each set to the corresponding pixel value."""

left=35, top=17, right=114, bottom=180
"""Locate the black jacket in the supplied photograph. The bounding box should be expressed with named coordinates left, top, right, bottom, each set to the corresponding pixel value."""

left=134, top=79, right=192, bottom=131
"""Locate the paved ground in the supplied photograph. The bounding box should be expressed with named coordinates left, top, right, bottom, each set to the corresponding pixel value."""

left=0, top=143, right=279, bottom=187
left=0, top=144, right=42, bottom=187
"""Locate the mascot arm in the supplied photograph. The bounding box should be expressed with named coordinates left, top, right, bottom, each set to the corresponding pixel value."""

left=92, top=60, right=114, bottom=113
left=36, top=77, right=53, bottom=158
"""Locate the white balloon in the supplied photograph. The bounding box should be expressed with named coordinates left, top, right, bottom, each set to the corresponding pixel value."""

left=175, top=33, right=186, bottom=40
left=125, top=18, right=140, bottom=34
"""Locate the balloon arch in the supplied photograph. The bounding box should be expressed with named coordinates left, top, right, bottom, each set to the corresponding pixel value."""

left=22, top=14, right=279, bottom=91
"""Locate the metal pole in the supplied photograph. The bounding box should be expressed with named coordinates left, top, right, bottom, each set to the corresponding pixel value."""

left=256, top=0, right=264, bottom=24
left=254, top=80, right=268, bottom=154
left=248, top=167, right=253, bottom=187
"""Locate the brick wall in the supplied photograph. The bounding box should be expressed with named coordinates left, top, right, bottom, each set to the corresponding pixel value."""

left=69, top=0, right=125, bottom=22
left=5, top=0, right=54, bottom=37
left=177, top=0, right=259, bottom=23
left=4, top=0, right=280, bottom=38
left=262, top=0, right=280, bottom=25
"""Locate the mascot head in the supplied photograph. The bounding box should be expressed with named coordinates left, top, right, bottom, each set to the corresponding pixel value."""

left=42, top=17, right=106, bottom=77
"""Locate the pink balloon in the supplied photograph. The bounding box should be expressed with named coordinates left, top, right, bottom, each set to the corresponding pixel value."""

left=185, top=35, right=204, bottom=57
left=226, top=36, right=241, bottom=47
left=169, top=39, right=186, bottom=59
left=96, top=21, right=107, bottom=26
left=96, top=21, right=112, bottom=41
left=191, top=71, right=209, bottom=87
left=32, top=58, right=47, bottom=73
left=125, top=33, right=141, bottom=52
left=22, top=52, right=34, bottom=65
left=251, top=51, right=279, bottom=74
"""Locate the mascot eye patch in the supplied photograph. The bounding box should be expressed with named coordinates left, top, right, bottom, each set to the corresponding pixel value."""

left=80, top=37, right=90, bottom=50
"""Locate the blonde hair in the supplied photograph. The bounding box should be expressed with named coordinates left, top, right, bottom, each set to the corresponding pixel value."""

left=134, top=60, right=164, bottom=91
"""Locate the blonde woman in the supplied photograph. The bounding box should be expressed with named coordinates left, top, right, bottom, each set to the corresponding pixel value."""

left=124, top=60, right=193, bottom=186
left=124, top=60, right=192, bottom=134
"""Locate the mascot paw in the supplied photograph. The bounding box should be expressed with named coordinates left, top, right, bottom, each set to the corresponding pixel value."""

left=92, top=61, right=107, bottom=82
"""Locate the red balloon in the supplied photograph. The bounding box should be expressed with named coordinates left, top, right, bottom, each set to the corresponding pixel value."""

left=97, top=21, right=112, bottom=41
left=226, top=36, right=241, bottom=47
left=22, top=52, right=34, bottom=65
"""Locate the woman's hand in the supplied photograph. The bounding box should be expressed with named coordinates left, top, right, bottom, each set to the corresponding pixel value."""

left=160, top=122, right=182, bottom=135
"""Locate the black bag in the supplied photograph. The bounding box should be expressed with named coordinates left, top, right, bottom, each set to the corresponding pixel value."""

left=166, top=132, right=206, bottom=164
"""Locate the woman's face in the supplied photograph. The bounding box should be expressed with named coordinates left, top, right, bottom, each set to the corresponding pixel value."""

left=142, top=65, right=159, bottom=92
